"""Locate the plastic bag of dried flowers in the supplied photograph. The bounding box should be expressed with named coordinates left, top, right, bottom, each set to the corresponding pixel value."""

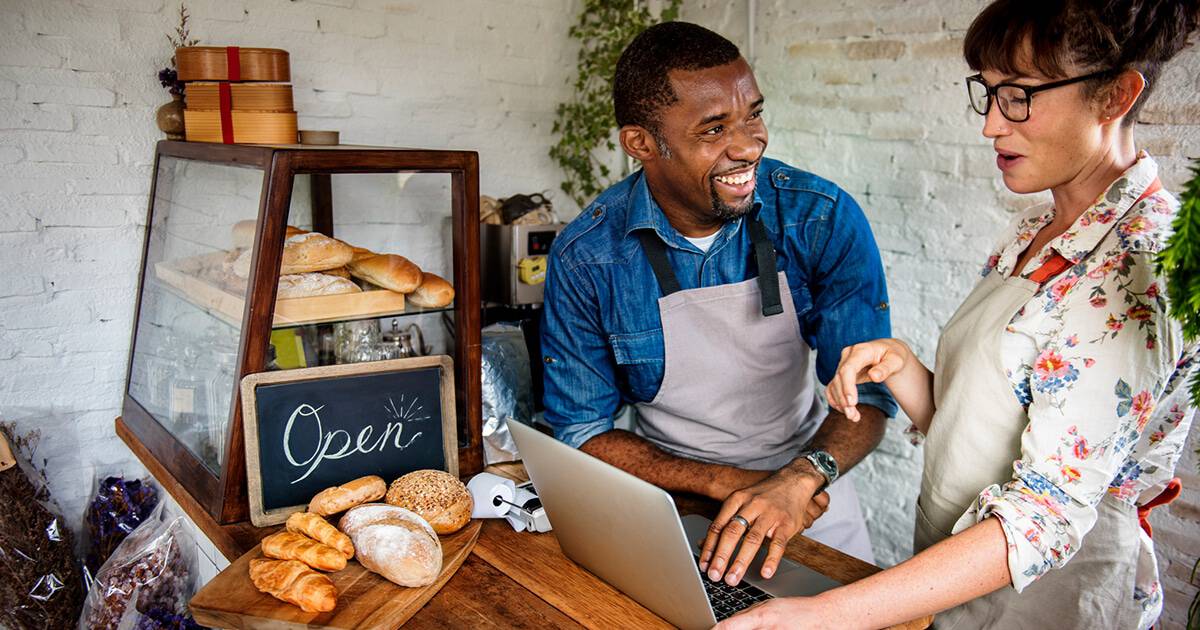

left=0, top=423, right=86, bottom=630
left=77, top=502, right=206, bottom=630
left=83, top=475, right=160, bottom=582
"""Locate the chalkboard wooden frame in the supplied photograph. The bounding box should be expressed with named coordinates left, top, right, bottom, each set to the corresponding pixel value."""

left=240, top=356, right=458, bottom=526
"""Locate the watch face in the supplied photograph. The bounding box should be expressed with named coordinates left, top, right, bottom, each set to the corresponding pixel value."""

left=808, top=451, right=837, bottom=480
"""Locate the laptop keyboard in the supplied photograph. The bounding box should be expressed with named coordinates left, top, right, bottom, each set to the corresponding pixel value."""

left=695, top=558, right=773, bottom=621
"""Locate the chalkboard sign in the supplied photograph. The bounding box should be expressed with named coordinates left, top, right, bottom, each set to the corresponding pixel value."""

left=240, top=356, right=458, bottom=526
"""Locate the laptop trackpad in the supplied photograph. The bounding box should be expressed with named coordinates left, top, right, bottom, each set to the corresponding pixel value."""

left=680, top=514, right=842, bottom=597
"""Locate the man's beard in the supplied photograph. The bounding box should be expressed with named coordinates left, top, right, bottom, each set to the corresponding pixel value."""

left=708, top=178, right=755, bottom=221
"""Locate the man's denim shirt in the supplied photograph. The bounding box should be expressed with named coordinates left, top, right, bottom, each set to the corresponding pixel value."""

left=541, top=157, right=898, bottom=449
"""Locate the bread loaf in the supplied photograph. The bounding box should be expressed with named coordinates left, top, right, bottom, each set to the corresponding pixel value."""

left=385, top=470, right=472, bottom=534
left=261, top=531, right=347, bottom=572
left=249, top=558, right=337, bottom=613
left=276, top=273, right=361, bottom=299
left=348, top=254, right=422, bottom=293
left=338, top=504, right=442, bottom=587
left=308, top=475, right=387, bottom=516
left=281, top=232, right=354, bottom=274
left=350, top=246, right=375, bottom=263
left=287, top=512, right=354, bottom=559
left=232, top=220, right=307, bottom=249
left=407, top=272, right=455, bottom=309
left=324, top=266, right=351, bottom=279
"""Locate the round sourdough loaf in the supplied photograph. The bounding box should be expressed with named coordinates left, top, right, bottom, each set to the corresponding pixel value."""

left=407, top=272, right=455, bottom=309
left=338, top=504, right=442, bottom=587
left=347, top=254, right=422, bottom=293
left=385, top=470, right=472, bottom=534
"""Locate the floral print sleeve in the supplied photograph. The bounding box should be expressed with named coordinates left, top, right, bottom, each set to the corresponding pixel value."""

left=953, top=155, right=1198, bottom=604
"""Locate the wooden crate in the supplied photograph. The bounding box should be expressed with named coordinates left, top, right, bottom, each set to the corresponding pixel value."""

left=184, top=110, right=298, bottom=145
left=187, top=83, right=294, bottom=112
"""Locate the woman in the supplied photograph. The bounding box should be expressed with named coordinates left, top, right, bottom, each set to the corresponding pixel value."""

left=715, top=1, right=1199, bottom=628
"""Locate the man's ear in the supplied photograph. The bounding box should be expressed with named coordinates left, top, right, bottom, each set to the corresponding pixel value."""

left=1100, top=70, right=1146, bottom=123
left=619, top=125, right=658, bottom=163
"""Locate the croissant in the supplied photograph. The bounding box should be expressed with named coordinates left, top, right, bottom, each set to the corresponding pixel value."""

left=249, top=558, right=338, bottom=613
left=261, top=531, right=347, bottom=572
left=287, top=512, right=355, bottom=559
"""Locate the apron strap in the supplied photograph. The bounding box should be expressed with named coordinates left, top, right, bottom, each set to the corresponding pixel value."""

left=1137, top=477, right=1181, bottom=537
left=637, top=219, right=783, bottom=316
left=638, top=230, right=683, bottom=296
left=1027, top=177, right=1163, bottom=286
left=747, top=218, right=784, bottom=317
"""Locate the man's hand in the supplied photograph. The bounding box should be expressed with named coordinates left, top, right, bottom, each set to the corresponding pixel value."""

left=698, top=464, right=829, bottom=585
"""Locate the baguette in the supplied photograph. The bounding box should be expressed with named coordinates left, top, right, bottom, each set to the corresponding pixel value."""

left=249, top=558, right=338, bottom=613
left=347, top=254, right=422, bottom=293
left=281, top=232, right=354, bottom=274
left=276, top=273, right=361, bottom=299
left=407, top=272, right=455, bottom=309
left=308, top=475, right=387, bottom=516
left=287, top=512, right=354, bottom=559
left=261, top=531, right=347, bottom=572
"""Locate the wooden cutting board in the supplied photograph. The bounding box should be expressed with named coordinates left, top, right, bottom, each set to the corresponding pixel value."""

left=190, top=519, right=481, bottom=629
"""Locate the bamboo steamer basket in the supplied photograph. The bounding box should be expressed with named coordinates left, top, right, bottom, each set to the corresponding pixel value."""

left=183, top=110, right=298, bottom=144
left=186, top=83, right=294, bottom=112
left=176, top=46, right=290, bottom=82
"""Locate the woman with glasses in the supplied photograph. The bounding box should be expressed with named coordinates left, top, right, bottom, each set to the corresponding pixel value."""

left=718, top=1, right=1199, bottom=629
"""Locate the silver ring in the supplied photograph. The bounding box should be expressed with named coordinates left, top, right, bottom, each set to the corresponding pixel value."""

left=730, top=515, right=751, bottom=530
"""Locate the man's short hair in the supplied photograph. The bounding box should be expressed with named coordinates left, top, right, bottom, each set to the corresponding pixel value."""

left=613, top=22, right=742, bottom=137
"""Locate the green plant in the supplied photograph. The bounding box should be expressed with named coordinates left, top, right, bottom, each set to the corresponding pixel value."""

left=1156, top=159, right=1200, bottom=630
left=549, top=0, right=681, bottom=209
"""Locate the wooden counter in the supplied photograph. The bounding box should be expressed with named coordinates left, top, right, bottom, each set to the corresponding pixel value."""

left=118, top=417, right=931, bottom=629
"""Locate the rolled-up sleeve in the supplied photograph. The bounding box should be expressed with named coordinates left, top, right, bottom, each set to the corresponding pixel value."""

left=540, top=250, right=620, bottom=449
left=953, top=251, right=1180, bottom=591
left=804, top=189, right=899, bottom=418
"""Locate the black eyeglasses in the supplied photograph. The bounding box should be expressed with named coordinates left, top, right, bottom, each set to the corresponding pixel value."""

left=966, top=68, right=1119, bottom=122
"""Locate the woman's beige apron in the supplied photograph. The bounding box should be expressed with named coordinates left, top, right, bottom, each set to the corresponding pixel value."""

left=917, top=268, right=1142, bottom=629
left=631, top=219, right=875, bottom=562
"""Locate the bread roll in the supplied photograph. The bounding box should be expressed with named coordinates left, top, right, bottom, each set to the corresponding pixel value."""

left=249, top=558, right=337, bottom=613
left=276, top=273, right=362, bottom=299
left=407, top=272, right=455, bottom=309
left=261, top=531, right=347, bottom=572
left=308, top=475, right=387, bottom=516
left=350, top=246, right=375, bottom=263
left=287, top=512, right=354, bottom=559
left=348, top=254, right=422, bottom=293
left=281, top=232, right=354, bottom=275
left=385, top=470, right=472, bottom=534
left=338, top=504, right=442, bottom=587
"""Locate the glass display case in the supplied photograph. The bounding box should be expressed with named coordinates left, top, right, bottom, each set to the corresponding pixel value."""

left=120, top=141, right=482, bottom=524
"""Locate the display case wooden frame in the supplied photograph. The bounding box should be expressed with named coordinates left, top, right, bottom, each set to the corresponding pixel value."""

left=119, top=140, right=482, bottom=524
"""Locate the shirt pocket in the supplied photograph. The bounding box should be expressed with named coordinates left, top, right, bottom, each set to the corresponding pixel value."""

left=608, top=329, right=665, bottom=403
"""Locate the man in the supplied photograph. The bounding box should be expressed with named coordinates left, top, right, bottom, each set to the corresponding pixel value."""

left=540, top=22, right=897, bottom=587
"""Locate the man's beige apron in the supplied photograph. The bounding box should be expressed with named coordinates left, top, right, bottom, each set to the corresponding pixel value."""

left=631, top=219, right=874, bottom=562
left=917, top=268, right=1142, bottom=629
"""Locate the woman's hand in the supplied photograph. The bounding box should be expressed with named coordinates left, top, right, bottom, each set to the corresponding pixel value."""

left=826, top=338, right=914, bottom=422
left=713, top=596, right=833, bottom=630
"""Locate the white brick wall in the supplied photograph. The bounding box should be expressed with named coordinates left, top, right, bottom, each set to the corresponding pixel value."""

left=1, top=0, right=1196, bottom=624
left=683, top=1, right=1200, bottom=626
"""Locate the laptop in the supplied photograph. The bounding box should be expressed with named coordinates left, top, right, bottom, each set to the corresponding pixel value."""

left=508, top=421, right=841, bottom=630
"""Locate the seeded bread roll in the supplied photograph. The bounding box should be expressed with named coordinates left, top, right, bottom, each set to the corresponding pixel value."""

left=384, top=470, right=472, bottom=534
left=338, top=504, right=442, bottom=587
left=347, top=254, right=422, bottom=293
left=281, top=232, right=354, bottom=275
left=407, top=272, right=455, bottom=309
left=276, top=273, right=362, bottom=299
left=308, top=475, right=387, bottom=516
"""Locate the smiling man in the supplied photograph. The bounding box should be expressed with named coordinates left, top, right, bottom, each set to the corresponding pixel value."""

left=540, top=22, right=898, bottom=586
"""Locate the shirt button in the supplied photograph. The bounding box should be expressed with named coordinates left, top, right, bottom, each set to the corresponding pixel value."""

left=777, top=173, right=789, bottom=182
left=544, top=356, right=556, bottom=364
left=879, top=301, right=889, bottom=310
left=592, top=209, right=602, bottom=219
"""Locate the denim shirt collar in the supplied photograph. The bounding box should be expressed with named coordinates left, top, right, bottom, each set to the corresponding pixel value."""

left=623, top=169, right=764, bottom=253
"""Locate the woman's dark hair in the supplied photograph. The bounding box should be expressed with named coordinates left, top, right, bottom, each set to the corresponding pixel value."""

left=613, top=22, right=742, bottom=136
left=963, top=0, right=1200, bottom=123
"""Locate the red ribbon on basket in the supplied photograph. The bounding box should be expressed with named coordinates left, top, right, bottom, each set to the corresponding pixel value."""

left=217, top=82, right=234, bottom=144
left=225, top=46, right=242, bottom=81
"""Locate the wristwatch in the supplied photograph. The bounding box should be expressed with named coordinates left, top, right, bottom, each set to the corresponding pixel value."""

left=799, top=449, right=839, bottom=493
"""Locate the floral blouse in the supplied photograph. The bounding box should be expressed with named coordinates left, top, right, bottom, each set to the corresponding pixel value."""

left=957, top=154, right=1197, bottom=628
